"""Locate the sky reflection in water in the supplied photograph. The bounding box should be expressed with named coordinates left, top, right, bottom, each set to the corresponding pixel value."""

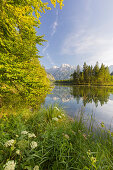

left=45, top=85, right=113, bottom=128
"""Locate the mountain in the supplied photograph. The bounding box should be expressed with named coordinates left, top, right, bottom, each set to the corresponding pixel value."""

left=46, top=64, right=113, bottom=80
left=46, top=64, right=82, bottom=80
left=46, top=66, right=59, bottom=75
left=109, top=65, right=113, bottom=73
left=47, top=73, right=55, bottom=81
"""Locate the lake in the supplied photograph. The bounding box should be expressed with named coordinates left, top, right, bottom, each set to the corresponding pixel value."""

left=45, top=85, right=113, bottom=128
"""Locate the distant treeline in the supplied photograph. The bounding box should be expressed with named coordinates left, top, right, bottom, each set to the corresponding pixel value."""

left=71, top=62, right=113, bottom=85
left=55, top=62, right=113, bottom=85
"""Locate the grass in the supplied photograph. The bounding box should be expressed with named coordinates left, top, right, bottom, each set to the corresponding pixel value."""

left=0, top=105, right=113, bottom=169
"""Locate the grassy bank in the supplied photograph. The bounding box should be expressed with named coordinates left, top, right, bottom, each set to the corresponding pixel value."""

left=0, top=106, right=113, bottom=169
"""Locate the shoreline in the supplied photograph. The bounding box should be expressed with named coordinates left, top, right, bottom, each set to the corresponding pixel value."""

left=54, top=81, right=113, bottom=87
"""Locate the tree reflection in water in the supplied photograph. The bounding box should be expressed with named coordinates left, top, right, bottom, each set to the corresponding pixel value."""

left=70, top=86, right=113, bottom=107
left=49, top=85, right=113, bottom=107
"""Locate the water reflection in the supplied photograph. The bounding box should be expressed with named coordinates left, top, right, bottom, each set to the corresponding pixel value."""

left=45, top=85, right=113, bottom=128
left=47, top=85, right=113, bottom=106
left=0, top=92, right=47, bottom=115
left=70, top=86, right=112, bottom=107
left=50, top=86, right=74, bottom=103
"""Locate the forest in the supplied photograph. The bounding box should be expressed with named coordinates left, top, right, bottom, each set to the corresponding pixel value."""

left=71, top=62, right=113, bottom=85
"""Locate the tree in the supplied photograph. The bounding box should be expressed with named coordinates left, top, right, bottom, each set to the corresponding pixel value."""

left=104, top=66, right=111, bottom=82
left=93, top=62, right=99, bottom=83
left=76, top=65, right=80, bottom=83
left=98, top=63, right=106, bottom=84
left=83, top=62, right=89, bottom=83
left=90, top=65, right=93, bottom=83
left=0, top=0, right=64, bottom=105
left=72, top=70, right=77, bottom=82
left=76, top=65, right=80, bottom=75
left=71, top=62, right=113, bottom=85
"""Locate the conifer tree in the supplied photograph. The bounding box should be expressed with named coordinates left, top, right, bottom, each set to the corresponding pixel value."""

left=93, top=62, right=99, bottom=83
left=76, top=65, right=80, bottom=83
left=83, top=62, right=88, bottom=83
left=71, top=62, right=112, bottom=85
left=98, top=63, right=105, bottom=84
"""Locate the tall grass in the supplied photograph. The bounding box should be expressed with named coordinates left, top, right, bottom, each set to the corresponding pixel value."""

left=0, top=105, right=113, bottom=169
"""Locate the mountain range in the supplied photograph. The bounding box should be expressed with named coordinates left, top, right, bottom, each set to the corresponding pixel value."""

left=46, top=64, right=113, bottom=80
left=46, top=64, right=81, bottom=80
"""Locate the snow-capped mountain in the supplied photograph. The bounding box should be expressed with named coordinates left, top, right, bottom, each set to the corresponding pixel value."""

left=46, top=64, right=82, bottom=80
left=109, top=65, right=113, bottom=73
left=46, top=66, right=59, bottom=75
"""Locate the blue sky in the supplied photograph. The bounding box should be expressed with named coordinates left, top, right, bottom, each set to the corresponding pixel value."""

left=37, top=0, right=113, bottom=68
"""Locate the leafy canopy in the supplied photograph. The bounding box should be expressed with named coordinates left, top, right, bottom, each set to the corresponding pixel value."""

left=0, top=0, right=64, bottom=106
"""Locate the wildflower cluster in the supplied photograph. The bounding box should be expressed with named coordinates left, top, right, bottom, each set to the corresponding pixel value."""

left=3, top=160, right=16, bottom=170
left=30, top=141, right=38, bottom=149
left=52, top=117, right=59, bottom=121
left=54, top=107, right=59, bottom=111
left=4, top=139, right=15, bottom=147
left=21, top=131, right=28, bottom=135
left=3, top=130, right=38, bottom=169
left=21, top=131, right=36, bottom=138
left=28, top=133, right=36, bottom=138
left=33, top=165, right=39, bottom=170
left=64, top=134, right=69, bottom=139
left=52, top=112, right=65, bottom=122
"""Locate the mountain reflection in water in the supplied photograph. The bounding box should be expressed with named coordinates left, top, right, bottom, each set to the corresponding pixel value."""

left=45, top=85, right=113, bottom=128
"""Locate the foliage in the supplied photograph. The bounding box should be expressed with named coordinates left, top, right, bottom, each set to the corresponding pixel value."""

left=0, top=105, right=113, bottom=169
left=0, top=0, right=64, bottom=105
left=72, top=62, right=113, bottom=85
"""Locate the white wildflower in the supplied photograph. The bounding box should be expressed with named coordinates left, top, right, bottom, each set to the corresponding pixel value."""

left=28, top=133, right=36, bottom=138
left=52, top=117, right=59, bottom=121
left=4, top=139, right=15, bottom=147
left=30, top=141, right=37, bottom=149
left=54, top=107, right=59, bottom=111
left=61, top=113, right=65, bottom=117
left=16, top=149, right=20, bottom=155
left=58, top=115, right=62, bottom=119
left=15, top=135, right=19, bottom=138
left=64, top=134, right=69, bottom=139
left=3, top=160, right=16, bottom=170
left=21, top=131, right=28, bottom=135
left=33, top=165, right=39, bottom=170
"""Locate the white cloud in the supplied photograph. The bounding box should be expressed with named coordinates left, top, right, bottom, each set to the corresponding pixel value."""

left=62, top=30, right=113, bottom=66
left=46, top=53, right=55, bottom=66
left=51, top=21, right=58, bottom=36
left=42, top=43, right=49, bottom=54
left=51, top=10, right=59, bottom=36
left=42, top=10, right=59, bottom=67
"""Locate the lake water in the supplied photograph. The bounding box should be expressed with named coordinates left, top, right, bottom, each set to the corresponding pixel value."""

left=45, top=85, right=113, bottom=128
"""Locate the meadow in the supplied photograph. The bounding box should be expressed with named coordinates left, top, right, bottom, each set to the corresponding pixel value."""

left=0, top=105, right=113, bottom=170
